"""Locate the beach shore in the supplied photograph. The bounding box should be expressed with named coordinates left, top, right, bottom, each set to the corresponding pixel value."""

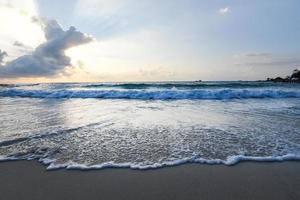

left=0, top=161, right=300, bottom=200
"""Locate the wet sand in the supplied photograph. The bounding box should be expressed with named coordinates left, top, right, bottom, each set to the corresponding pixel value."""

left=0, top=161, right=300, bottom=200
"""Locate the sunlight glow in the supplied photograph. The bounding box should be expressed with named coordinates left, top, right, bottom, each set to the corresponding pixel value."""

left=0, top=0, right=45, bottom=60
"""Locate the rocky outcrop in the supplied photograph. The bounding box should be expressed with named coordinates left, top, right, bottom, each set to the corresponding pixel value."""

left=267, top=69, right=300, bottom=83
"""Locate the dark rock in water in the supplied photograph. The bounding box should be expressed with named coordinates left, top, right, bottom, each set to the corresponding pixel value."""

left=195, top=80, right=202, bottom=82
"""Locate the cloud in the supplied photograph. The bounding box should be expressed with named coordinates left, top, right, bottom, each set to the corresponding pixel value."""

left=0, top=50, right=7, bottom=64
left=74, top=0, right=130, bottom=17
left=0, top=19, right=93, bottom=78
left=235, top=58, right=300, bottom=67
left=138, top=66, right=174, bottom=78
left=244, top=53, right=271, bottom=57
left=0, top=1, right=45, bottom=55
left=13, top=41, right=25, bottom=47
left=233, top=53, right=300, bottom=67
left=219, top=7, right=230, bottom=15
left=12, top=41, right=33, bottom=53
left=234, top=52, right=271, bottom=58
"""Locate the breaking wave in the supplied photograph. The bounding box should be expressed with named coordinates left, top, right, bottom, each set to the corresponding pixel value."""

left=0, top=88, right=300, bottom=100
left=80, top=82, right=279, bottom=89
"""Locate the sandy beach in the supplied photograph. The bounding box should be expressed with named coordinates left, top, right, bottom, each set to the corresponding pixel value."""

left=1, top=1, right=300, bottom=199
left=0, top=161, right=300, bottom=200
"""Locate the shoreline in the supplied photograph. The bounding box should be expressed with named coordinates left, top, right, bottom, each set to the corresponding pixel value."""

left=1, top=160, right=300, bottom=200
left=2, top=153, right=300, bottom=170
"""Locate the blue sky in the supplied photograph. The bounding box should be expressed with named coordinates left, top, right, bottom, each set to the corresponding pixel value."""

left=0, top=0, right=300, bottom=82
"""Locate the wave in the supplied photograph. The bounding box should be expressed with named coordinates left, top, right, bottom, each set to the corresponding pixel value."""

left=0, top=88, right=300, bottom=100
left=2, top=82, right=299, bottom=90
left=0, top=83, right=41, bottom=88
left=47, top=154, right=300, bottom=170
left=0, top=84, right=16, bottom=88
left=81, top=82, right=280, bottom=89
left=1, top=154, right=299, bottom=170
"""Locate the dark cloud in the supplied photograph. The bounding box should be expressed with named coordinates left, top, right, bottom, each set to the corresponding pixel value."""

left=13, top=41, right=25, bottom=47
left=0, top=19, right=93, bottom=79
left=0, top=50, right=7, bottom=64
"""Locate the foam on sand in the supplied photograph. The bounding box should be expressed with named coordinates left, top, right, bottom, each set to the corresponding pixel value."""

left=1, top=154, right=300, bottom=170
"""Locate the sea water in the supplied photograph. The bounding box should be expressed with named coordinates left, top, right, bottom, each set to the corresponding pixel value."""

left=0, top=81, right=299, bottom=169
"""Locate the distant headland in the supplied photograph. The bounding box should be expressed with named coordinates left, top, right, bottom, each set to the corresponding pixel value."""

left=266, top=69, right=300, bottom=83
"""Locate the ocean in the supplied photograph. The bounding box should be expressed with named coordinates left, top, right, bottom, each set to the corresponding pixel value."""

left=0, top=81, right=300, bottom=169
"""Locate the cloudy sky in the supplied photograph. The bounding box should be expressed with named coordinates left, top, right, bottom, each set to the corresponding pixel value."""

left=0, top=0, right=299, bottom=83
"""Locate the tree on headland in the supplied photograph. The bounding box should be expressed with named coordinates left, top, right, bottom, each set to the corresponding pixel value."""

left=267, top=69, right=300, bottom=83
left=291, top=69, right=300, bottom=80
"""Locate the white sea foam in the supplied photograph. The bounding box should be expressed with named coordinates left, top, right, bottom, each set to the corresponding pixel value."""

left=47, top=154, right=300, bottom=170
left=2, top=154, right=300, bottom=170
left=0, top=84, right=299, bottom=171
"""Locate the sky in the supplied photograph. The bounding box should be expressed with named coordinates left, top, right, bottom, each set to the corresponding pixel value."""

left=0, top=0, right=300, bottom=83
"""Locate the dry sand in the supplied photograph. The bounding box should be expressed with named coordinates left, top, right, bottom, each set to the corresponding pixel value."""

left=0, top=161, right=300, bottom=200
